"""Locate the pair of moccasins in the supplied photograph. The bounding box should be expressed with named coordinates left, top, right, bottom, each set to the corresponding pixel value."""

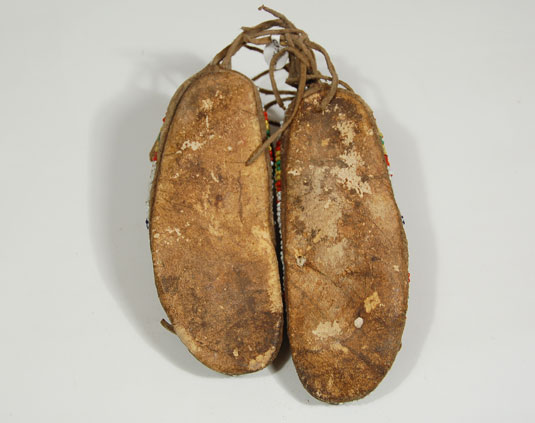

left=148, top=8, right=408, bottom=404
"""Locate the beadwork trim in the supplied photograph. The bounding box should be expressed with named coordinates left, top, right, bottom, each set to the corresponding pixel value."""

left=267, top=111, right=285, bottom=277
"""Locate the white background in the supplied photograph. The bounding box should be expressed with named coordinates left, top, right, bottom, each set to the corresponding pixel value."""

left=1, top=0, right=534, bottom=421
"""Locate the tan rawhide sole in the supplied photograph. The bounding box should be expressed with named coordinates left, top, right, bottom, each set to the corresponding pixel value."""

left=281, top=85, right=409, bottom=403
left=149, top=65, right=283, bottom=375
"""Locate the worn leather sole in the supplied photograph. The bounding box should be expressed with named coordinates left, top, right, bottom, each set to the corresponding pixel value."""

left=281, top=86, right=409, bottom=402
left=149, top=66, right=283, bottom=375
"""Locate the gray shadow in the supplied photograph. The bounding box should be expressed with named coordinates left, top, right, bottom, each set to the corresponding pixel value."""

left=88, top=51, right=228, bottom=377
left=270, top=335, right=323, bottom=405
